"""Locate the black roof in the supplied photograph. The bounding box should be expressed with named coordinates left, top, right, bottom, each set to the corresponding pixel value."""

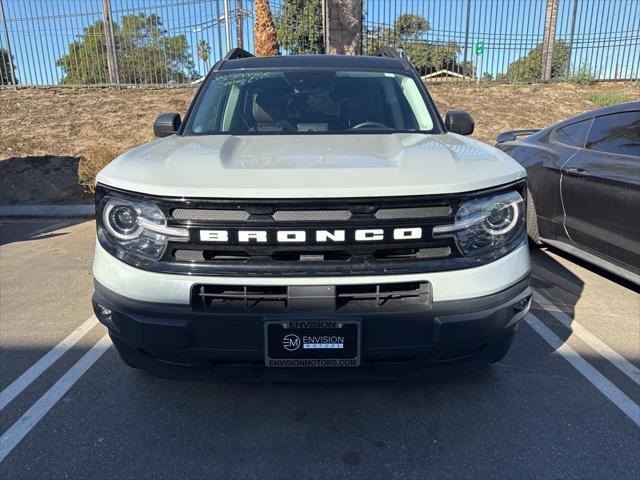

left=552, top=100, right=640, bottom=128
left=216, top=54, right=412, bottom=72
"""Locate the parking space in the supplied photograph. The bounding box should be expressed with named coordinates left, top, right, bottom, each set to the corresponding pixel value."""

left=1, top=219, right=639, bottom=479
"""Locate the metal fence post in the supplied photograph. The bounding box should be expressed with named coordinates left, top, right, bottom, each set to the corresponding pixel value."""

left=223, top=0, right=231, bottom=51
left=0, top=0, right=16, bottom=85
left=566, top=0, right=579, bottom=76
left=462, top=0, right=472, bottom=78
left=541, top=0, right=559, bottom=81
left=101, top=0, right=119, bottom=84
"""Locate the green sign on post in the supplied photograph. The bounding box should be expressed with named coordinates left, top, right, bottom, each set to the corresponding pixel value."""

left=475, top=41, right=485, bottom=55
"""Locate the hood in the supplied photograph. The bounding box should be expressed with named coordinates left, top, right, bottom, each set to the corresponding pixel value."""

left=97, top=133, right=526, bottom=198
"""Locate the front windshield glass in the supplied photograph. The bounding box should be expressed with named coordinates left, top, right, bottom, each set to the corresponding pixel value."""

left=186, top=69, right=436, bottom=135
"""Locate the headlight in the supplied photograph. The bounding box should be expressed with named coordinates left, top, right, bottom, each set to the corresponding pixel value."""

left=98, top=194, right=188, bottom=262
left=433, top=190, right=525, bottom=256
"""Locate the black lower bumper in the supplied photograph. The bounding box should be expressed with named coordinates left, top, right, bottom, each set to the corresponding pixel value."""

left=93, top=277, right=530, bottom=381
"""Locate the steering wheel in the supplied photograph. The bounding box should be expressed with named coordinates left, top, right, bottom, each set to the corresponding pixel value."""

left=350, top=121, right=389, bottom=130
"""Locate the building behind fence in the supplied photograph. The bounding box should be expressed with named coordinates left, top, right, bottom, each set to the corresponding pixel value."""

left=1, top=0, right=638, bottom=87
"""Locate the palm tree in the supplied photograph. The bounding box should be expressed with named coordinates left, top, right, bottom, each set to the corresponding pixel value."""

left=254, top=0, right=278, bottom=56
left=197, top=40, right=211, bottom=69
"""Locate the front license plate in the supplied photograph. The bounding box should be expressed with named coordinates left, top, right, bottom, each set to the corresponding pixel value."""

left=264, top=320, right=361, bottom=368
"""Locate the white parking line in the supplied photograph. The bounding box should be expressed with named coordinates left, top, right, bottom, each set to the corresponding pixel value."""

left=0, top=334, right=111, bottom=463
left=526, top=313, right=640, bottom=427
left=532, top=289, right=640, bottom=386
left=0, top=315, right=99, bottom=411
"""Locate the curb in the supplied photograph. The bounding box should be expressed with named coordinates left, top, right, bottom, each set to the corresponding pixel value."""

left=0, top=205, right=95, bottom=218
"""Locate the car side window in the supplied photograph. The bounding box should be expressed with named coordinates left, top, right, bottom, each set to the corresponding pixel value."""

left=551, top=119, right=591, bottom=148
left=586, top=111, right=640, bottom=157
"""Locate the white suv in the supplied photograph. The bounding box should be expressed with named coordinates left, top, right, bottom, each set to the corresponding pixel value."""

left=92, top=50, right=531, bottom=380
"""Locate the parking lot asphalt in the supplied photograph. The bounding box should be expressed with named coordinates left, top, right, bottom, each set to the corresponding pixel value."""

left=1, top=218, right=639, bottom=479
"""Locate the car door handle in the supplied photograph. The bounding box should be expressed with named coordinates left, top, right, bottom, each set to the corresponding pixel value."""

left=564, top=168, right=591, bottom=179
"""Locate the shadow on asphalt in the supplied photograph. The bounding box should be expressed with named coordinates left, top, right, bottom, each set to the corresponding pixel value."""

left=541, top=244, right=640, bottom=294
left=0, top=156, right=92, bottom=205
left=529, top=246, right=584, bottom=342
left=0, top=218, right=88, bottom=246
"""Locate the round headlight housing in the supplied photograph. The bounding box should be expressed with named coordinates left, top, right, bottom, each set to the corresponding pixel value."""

left=433, top=190, right=525, bottom=256
left=98, top=194, right=188, bottom=261
left=104, top=204, right=142, bottom=240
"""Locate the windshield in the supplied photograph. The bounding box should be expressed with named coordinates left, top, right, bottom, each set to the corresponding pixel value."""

left=185, top=69, right=437, bottom=135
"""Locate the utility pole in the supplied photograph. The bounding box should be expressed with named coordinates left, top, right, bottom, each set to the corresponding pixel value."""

left=236, top=0, right=244, bottom=49
left=101, top=0, right=119, bottom=84
left=541, top=0, right=559, bottom=82
left=0, top=0, right=16, bottom=85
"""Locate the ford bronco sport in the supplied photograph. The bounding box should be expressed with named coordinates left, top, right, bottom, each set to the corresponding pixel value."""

left=92, top=49, right=531, bottom=380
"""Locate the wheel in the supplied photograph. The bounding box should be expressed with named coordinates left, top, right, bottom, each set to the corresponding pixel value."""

left=526, top=190, right=543, bottom=247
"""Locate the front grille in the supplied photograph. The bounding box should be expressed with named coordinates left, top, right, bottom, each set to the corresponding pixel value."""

left=194, top=285, right=288, bottom=309
left=272, top=210, right=352, bottom=221
left=374, top=206, right=452, bottom=219
left=96, top=181, right=527, bottom=277
left=192, top=281, right=432, bottom=312
left=159, top=194, right=464, bottom=276
left=172, top=209, right=250, bottom=222
left=336, top=282, right=431, bottom=308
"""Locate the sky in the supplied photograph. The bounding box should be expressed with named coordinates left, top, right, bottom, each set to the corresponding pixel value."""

left=1, top=0, right=639, bottom=85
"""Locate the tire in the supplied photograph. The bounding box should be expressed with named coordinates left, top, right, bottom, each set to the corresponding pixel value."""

left=526, top=190, right=543, bottom=247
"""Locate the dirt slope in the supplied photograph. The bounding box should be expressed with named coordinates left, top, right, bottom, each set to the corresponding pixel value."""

left=0, top=81, right=637, bottom=204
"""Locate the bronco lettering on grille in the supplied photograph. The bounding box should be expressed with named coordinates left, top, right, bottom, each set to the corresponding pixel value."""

left=199, top=228, right=423, bottom=243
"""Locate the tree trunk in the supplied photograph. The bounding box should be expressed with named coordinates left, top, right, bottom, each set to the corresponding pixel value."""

left=541, top=0, right=559, bottom=81
left=325, top=0, right=362, bottom=55
left=236, top=0, right=244, bottom=49
left=253, top=0, right=278, bottom=56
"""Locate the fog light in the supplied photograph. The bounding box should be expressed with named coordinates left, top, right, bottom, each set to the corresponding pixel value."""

left=96, top=304, right=113, bottom=322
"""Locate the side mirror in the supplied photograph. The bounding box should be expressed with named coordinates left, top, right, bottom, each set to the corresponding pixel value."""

left=445, top=110, right=475, bottom=136
left=153, top=112, right=181, bottom=138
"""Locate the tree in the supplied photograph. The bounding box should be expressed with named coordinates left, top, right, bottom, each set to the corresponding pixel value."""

left=1, top=48, right=17, bottom=85
left=197, top=40, right=211, bottom=69
left=325, top=0, right=362, bottom=55
left=366, top=14, right=471, bottom=76
left=275, top=0, right=323, bottom=54
left=500, top=41, right=569, bottom=82
left=56, top=13, right=198, bottom=84
left=254, top=0, right=279, bottom=56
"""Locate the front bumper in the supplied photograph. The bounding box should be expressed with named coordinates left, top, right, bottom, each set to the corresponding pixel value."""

left=93, top=276, right=531, bottom=381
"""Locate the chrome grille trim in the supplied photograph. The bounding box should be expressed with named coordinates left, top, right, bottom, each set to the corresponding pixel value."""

left=172, top=209, right=250, bottom=221
left=272, top=210, right=352, bottom=221
left=374, top=206, right=452, bottom=219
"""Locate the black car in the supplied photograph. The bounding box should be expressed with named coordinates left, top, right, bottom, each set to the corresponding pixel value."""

left=496, top=101, right=639, bottom=285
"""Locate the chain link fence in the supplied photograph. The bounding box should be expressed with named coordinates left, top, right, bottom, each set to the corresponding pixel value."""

left=1, top=0, right=638, bottom=87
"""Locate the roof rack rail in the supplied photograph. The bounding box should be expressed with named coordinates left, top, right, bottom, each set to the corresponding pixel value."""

left=370, top=47, right=402, bottom=59
left=223, top=48, right=255, bottom=60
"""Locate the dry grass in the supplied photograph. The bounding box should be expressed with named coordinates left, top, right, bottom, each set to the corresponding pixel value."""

left=0, top=86, right=196, bottom=159
left=78, top=145, right=120, bottom=193
left=427, top=80, right=638, bottom=144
